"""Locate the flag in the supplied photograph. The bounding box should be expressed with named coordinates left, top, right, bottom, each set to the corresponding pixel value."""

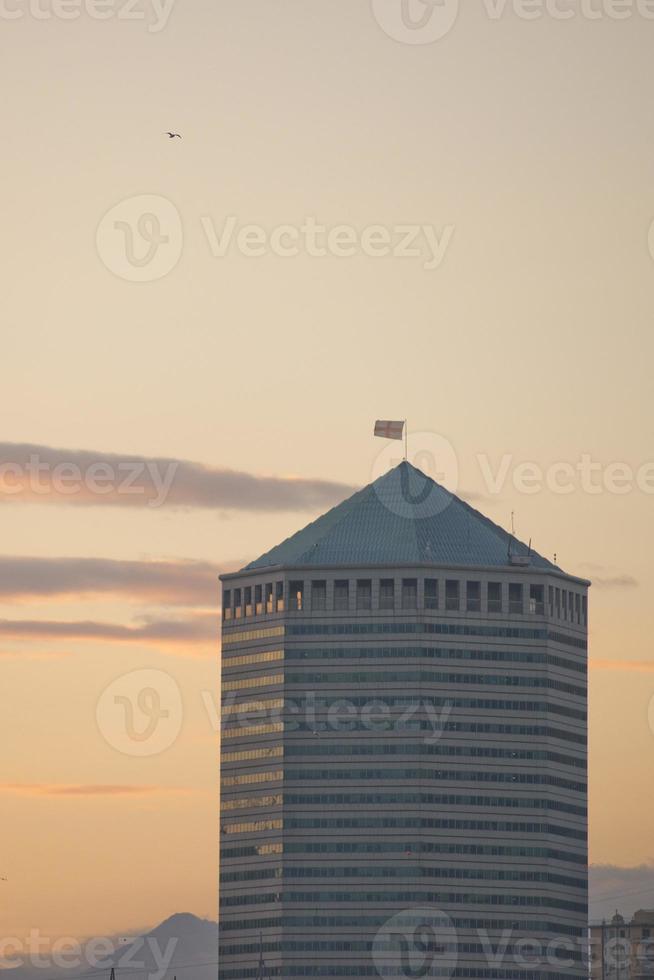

left=374, top=420, right=405, bottom=441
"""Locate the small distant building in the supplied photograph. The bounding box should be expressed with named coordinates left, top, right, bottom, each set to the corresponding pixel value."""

left=590, top=910, right=654, bottom=980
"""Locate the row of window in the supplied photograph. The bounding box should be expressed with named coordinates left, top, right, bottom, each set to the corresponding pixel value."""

left=223, top=678, right=585, bottom=705
left=220, top=968, right=586, bottom=979
left=225, top=816, right=587, bottom=840
left=282, top=768, right=586, bottom=788
left=220, top=841, right=585, bottom=863
left=220, top=866, right=586, bottom=889
left=222, top=746, right=283, bottom=764
left=277, top=646, right=586, bottom=674
left=286, top=622, right=587, bottom=651
left=218, top=939, right=584, bottom=960
left=222, top=649, right=284, bottom=667
left=218, top=915, right=585, bottom=937
left=220, top=724, right=587, bottom=765
left=223, top=722, right=283, bottom=740
left=220, top=891, right=587, bottom=913
left=221, top=690, right=586, bottom=722
left=222, top=625, right=284, bottom=647
left=222, top=770, right=283, bottom=787
left=221, top=747, right=586, bottom=790
left=221, top=621, right=587, bottom=650
left=281, top=674, right=586, bottom=698
left=222, top=673, right=283, bottom=692
left=221, top=794, right=283, bottom=811
left=221, top=797, right=586, bottom=837
left=225, top=792, right=586, bottom=816
left=221, top=773, right=586, bottom=802
left=224, top=579, right=587, bottom=624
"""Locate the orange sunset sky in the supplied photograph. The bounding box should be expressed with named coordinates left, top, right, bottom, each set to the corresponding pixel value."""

left=2, top=0, right=654, bottom=945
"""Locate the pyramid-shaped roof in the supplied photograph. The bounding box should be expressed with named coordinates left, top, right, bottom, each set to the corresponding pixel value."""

left=245, top=462, right=558, bottom=572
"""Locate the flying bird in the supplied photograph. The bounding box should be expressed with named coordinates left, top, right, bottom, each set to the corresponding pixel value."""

left=164, top=132, right=182, bottom=139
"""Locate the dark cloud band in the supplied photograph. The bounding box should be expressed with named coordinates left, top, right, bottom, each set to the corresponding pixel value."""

left=0, top=442, right=355, bottom=511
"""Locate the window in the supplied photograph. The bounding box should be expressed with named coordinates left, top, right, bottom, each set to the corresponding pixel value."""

left=562, top=590, right=567, bottom=619
left=466, top=581, right=481, bottom=612
left=424, top=579, right=438, bottom=610
left=244, top=586, right=253, bottom=617
left=289, top=581, right=304, bottom=611
left=234, top=588, right=242, bottom=619
left=568, top=592, right=574, bottom=621
left=265, top=583, right=274, bottom=614
left=356, top=579, right=372, bottom=611
left=255, top=584, right=263, bottom=615
left=509, top=583, right=523, bottom=615
left=487, top=582, right=502, bottom=613
left=575, top=594, right=581, bottom=623
left=334, top=580, right=349, bottom=611
left=548, top=586, right=554, bottom=616
left=379, top=579, right=395, bottom=610
left=555, top=588, right=561, bottom=617
left=582, top=595, right=588, bottom=626
left=311, top=580, right=327, bottom=611
left=529, top=585, right=544, bottom=615
left=445, top=580, right=460, bottom=611
left=275, top=582, right=284, bottom=612
left=223, top=589, right=232, bottom=621
left=402, top=578, right=418, bottom=610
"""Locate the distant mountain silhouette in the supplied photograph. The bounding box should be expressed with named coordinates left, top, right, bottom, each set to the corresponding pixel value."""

left=9, top=914, right=218, bottom=980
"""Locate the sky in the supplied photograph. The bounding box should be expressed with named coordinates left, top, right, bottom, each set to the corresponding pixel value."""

left=2, top=0, right=654, bottom=947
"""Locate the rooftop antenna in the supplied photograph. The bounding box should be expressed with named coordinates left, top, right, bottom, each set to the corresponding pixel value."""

left=404, top=419, right=408, bottom=462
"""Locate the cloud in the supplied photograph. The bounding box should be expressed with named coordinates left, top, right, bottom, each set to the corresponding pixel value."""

left=0, top=649, right=72, bottom=660
left=0, top=442, right=355, bottom=512
left=0, top=612, right=216, bottom=649
left=592, top=575, right=639, bottom=588
left=590, top=658, right=654, bottom=673
left=0, top=784, right=188, bottom=797
left=0, top=555, right=238, bottom=606
left=575, top=564, right=639, bottom=589
left=590, top=861, right=654, bottom=919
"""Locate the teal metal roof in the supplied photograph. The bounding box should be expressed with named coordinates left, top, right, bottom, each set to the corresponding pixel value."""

left=245, top=462, right=558, bottom=572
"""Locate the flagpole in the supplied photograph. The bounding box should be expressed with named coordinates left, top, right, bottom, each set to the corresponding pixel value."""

left=404, top=420, right=408, bottom=461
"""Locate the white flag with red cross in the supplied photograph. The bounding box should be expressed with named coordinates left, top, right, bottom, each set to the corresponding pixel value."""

left=374, top=420, right=405, bottom=441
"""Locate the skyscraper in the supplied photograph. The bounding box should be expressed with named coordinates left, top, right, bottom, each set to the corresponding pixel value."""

left=219, top=462, right=588, bottom=980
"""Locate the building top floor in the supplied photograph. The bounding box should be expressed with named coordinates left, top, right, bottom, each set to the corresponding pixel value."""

left=221, top=564, right=589, bottom=630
